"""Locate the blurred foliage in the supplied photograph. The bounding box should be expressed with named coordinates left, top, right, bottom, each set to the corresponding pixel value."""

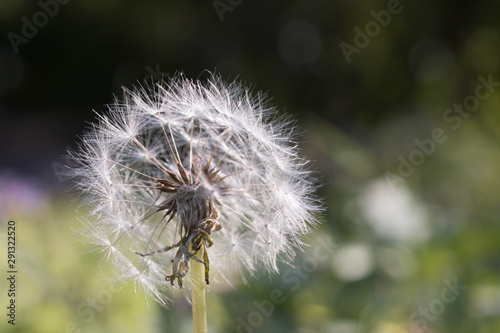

left=2, top=0, right=500, bottom=332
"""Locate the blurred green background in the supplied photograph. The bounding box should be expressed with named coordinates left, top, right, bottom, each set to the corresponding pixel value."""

left=1, top=0, right=500, bottom=332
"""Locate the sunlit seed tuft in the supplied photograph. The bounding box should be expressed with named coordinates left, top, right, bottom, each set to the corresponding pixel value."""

left=69, top=73, right=321, bottom=306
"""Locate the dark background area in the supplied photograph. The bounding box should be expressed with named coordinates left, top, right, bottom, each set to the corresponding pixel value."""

left=1, top=0, right=496, bottom=181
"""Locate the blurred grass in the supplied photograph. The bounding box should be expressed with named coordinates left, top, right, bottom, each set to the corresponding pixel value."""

left=2, top=104, right=500, bottom=332
left=0, top=198, right=164, bottom=333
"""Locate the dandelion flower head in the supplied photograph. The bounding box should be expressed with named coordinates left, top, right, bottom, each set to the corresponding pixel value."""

left=70, top=74, right=320, bottom=305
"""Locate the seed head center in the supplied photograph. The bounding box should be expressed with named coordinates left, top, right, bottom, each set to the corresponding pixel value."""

left=176, top=183, right=208, bottom=201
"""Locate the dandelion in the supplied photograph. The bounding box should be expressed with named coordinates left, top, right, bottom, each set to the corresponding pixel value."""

left=69, top=73, right=320, bottom=332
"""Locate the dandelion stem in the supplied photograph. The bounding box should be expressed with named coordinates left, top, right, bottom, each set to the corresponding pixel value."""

left=191, top=247, right=207, bottom=333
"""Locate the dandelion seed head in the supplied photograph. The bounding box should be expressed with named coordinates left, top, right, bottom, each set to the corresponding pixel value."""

left=70, top=73, right=321, bottom=305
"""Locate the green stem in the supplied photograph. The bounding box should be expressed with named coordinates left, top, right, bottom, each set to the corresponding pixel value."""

left=191, top=247, right=207, bottom=333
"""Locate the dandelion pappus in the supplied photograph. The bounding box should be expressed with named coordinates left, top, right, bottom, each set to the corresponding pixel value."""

left=69, top=73, right=321, bottom=306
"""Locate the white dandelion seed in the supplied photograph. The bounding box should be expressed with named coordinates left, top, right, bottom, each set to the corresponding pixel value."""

left=69, top=73, right=321, bottom=306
